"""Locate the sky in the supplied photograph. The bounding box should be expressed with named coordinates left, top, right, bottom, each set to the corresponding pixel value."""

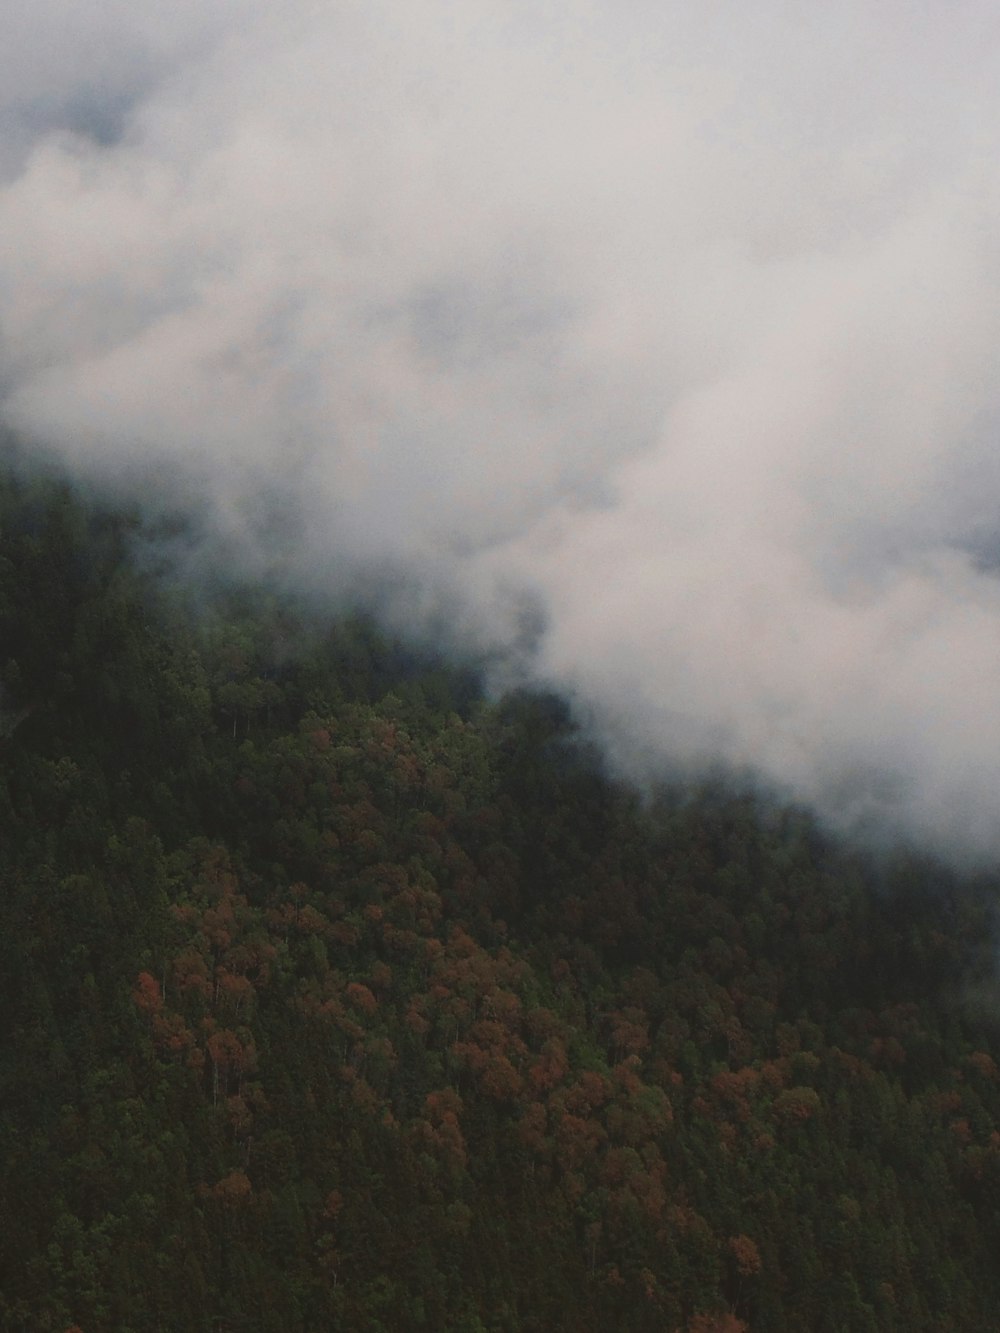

left=2, top=0, right=1000, bottom=856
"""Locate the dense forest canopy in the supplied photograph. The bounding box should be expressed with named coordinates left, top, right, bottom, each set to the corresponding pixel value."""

left=2, top=460, right=1000, bottom=1331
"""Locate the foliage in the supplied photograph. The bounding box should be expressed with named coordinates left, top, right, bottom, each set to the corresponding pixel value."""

left=1, top=467, right=1000, bottom=1330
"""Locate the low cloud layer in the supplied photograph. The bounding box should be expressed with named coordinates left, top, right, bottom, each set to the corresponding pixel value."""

left=3, top=1, right=1000, bottom=855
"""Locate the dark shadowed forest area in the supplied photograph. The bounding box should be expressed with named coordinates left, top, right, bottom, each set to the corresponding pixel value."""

left=3, top=462, right=1000, bottom=1332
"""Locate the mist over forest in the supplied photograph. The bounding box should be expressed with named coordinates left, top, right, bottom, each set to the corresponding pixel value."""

left=3, top=0, right=1000, bottom=856
left=5, top=5, right=1000, bottom=1331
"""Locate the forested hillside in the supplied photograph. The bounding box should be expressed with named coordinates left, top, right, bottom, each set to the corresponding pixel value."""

left=2, top=465, right=1000, bottom=1332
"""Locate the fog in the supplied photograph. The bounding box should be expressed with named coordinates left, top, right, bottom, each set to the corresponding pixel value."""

left=3, top=1, right=1000, bottom=854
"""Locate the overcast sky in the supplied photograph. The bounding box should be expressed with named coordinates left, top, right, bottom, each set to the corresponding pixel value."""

left=3, top=0, right=1000, bottom=855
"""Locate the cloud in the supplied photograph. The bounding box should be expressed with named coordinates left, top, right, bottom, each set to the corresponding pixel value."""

left=3, top=0, right=1000, bottom=855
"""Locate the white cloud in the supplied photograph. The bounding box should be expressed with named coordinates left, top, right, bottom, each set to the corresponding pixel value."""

left=3, top=0, right=1000, bottom=854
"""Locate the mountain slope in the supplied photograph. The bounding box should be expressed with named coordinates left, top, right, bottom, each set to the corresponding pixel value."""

left=2, top=468, right=1000, bottom=1332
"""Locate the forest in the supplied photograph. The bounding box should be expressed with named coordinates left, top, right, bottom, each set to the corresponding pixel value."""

left=2, top=459, right=1000, bottom=1332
